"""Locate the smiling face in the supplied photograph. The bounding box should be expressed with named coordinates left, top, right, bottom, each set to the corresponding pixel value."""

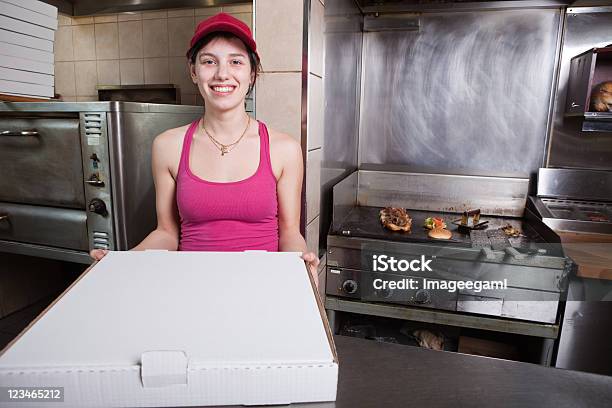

left=189, top=35, right=254, bottom=113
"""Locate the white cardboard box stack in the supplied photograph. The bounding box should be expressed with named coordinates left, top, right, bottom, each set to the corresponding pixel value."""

left=0, top=0, right=57, bottom=99
left=0, top=251, right=338, bottom=407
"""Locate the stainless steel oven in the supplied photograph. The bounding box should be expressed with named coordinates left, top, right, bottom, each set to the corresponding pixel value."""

left=0, top=102, right=201, bottom=264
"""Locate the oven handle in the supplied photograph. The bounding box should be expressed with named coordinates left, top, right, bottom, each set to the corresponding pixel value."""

left=0, top=129, right=39, bottom=137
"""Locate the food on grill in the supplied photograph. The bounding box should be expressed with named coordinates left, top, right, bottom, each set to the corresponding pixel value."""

left=379, top=207, right=412, bottom=232
left=590, top=81, right=612, bottom=112
left=424, top=217, right=446, bottom=230
left=428, top=227, right=452, bottom=240
left=501, top=224, right=521, bottom=237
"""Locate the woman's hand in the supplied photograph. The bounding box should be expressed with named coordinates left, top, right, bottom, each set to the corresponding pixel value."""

left=301, top=252, right=320, bottom=289
left=90, top=249, right=109, bottom=261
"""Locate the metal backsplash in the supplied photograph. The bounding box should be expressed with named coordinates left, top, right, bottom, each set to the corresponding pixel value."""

left=358, top=8, right=562, bottom=178
left=548, top=7, right=612, bottom=170
left=320, top=0, right=363, bottom=248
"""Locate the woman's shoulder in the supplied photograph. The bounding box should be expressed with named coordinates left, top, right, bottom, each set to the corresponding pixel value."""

left=265, top=126, right=302, bottom=158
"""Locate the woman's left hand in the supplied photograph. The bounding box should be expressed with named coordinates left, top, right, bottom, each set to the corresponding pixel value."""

left=301, top=252, right=320, bottom=289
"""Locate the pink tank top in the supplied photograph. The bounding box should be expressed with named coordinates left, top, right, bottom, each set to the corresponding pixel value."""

left=176, top=119, right=279, bottom=252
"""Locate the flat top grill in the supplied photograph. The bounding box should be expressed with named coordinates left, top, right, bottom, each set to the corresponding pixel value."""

left=330, top=206, right=547, bottom=249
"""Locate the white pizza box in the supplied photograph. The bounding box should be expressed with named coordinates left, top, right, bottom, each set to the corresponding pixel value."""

left=0, top=54, right=54, bottom=75
left=0, top=15, right=55, bottom=41
left=0, top=41, right=54, bottom=63
left=0, top=28, right=53, bottom=52
left=0, top=79, right=53, bottom=97
left=0, top=66, right=53, bottom=86
left=0, top=0, right=58, bottom=30
left=1, top=0, right=57, bottom=19
left=0, top=251, right=338, bottom=407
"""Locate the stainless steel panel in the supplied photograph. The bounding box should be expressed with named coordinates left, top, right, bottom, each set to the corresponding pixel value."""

left=537, top=168, right=612, bottom=201
left=325, top=297, right=560, bottom=338
left=548, top=9, right=612, bottom=169
left=108, top=111, right=202, bottom=249
left=0, top=101, right=202, bottom=114
left=79, top=112, right=116, bottom=251
left=321, top=0, right=363, bottom=249
left=0, top=202, right=88, bottom=250
left=555, top=278, right=612, bottom=375
left=358, top=9, right=561, bottom=177
left=355, top=170, right=530, bottom=217
left=0, top=117, right=85, bottom=208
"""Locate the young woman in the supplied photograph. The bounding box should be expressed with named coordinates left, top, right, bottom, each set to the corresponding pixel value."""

left=91, top=13, right=320, bottom=284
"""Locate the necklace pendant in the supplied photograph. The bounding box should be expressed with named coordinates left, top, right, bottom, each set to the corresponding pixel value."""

left=221, top=146, right=228, bottom=156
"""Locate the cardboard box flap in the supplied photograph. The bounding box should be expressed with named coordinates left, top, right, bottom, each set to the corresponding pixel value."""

left=141, top=350, right=188, bottom=388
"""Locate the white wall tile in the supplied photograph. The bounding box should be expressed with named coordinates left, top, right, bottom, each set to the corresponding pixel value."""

left=309, top=0, right=324, bottom=77
left=118, top=12, right=141, bottom=22
left=95, top=23, right=119, bottom=60
left=94, top=15, right=117, bottom=23
left=143, top=18, right=168, bottom=57
left=54, top=26, right=73, bottom=61
left=74, top=60, right=98, bottom=96
left=72, top=24, right=96, bottom=60
left=118, top=20, right=143, bottom=58
left=169, top=56, right=196, bottom=94
left=120, top=58, right=144, bottom=85
left=195, top=7, right=222, bottom=16
left=168, top=16, right=195, bottom=57
left=76, top=96, right=98, bottom=101
left=142, top=11, right=167, bottom=20
left=255, top=72, right=302, bottom=141
left=167, top=9, right=194, bottom=18
left=223, top=4, right=253, bottom=13
left=97, top=59, right=120, bottom=85
left=256, top=0, right=303, bottom=72
left=306, top=148, right=321, bottom=223
left=58, top=13, right=72, bottom=26
left=54, top=61, right=75, bottom=97
left=144, top=57, right=169, bottom=84
left=72, top=17, right=94, bottom=25
left=307, top=74, right=323, bottom=150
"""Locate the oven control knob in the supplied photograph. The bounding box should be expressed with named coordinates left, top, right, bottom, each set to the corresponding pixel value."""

left=414, top=289, right=431, bottom=304
left=88, top=198, right=107, bottom=216
left=342, top=279, right=358, bottom=295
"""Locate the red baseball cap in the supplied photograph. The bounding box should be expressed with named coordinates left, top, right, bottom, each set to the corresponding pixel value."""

left=188, top=13, right=258, bottom=59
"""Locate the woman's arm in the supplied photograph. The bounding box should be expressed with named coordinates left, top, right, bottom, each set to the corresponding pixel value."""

left=275, top=134, right=320, bottom=286
left=131, top=131, right=181, bottom=251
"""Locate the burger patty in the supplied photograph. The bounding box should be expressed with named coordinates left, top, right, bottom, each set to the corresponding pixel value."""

left=380, top=207, right=412, bottom=232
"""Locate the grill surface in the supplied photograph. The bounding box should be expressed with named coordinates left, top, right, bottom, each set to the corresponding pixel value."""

left=330, top=206, right=547, bottom=249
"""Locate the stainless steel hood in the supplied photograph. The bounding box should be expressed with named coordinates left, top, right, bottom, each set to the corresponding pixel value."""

left=43, top=0, right=250, bottom=16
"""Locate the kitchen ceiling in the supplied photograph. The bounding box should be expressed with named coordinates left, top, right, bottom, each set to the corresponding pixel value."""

left=42, top=0, right=250, bottom=16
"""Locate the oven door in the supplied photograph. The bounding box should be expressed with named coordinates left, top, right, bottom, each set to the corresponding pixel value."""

left=0, top=202, right=88, bottom=250
left=0, top=117, right=85, bottom=209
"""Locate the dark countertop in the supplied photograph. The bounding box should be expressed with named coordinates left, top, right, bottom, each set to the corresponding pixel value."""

left=306, top=335, right=612, bottom=408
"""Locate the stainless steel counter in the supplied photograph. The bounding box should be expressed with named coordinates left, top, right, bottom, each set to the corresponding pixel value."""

left=304, top=336, right=612, bottom=408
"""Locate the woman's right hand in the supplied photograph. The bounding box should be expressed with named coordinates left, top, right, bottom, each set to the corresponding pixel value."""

left=90, top=249, right=109, bottom=261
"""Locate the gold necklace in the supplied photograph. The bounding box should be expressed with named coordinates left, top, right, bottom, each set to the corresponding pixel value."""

left=202, top=115, right=251, bottom=156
